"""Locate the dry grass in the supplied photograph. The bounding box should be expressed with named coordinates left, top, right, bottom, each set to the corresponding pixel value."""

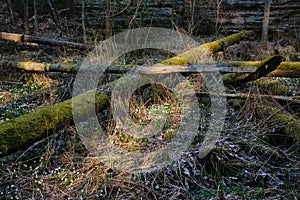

left=1, top=74, right=299, bottom=199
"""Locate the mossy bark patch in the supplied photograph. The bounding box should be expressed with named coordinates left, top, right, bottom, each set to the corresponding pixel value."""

left=223, top=55, right=283, bottom=85
left=256, top=105, right=300, bottom=140
left=252, top=78, right=293, bottom=95
left=159, top=30, right=254, bottom=66
left=0, top=91, right=109, bottom=156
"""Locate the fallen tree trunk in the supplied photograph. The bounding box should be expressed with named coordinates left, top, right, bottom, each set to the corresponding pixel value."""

left=196, top=91, right=300, bottom=140
left=1, top=60, right=258, bottom=73
left=159, top=30, right=254, bottom=65
left=0, top=32, right=87, bottom=50
left=0, top=90, right=109, bottom=155
left=256, top=105, right=300, bottom=140
left=223, top=55, right=283, bottom=85
left=225, top=61, right=300, bottom=78
left=3, top=59, right=300, bottom=78
left=0, top=30, right=255, bottom=155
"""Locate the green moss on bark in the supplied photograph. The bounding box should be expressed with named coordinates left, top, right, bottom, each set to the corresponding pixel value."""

left=0, top=91, right=109, bottom=155
left=256, top=105, right=300, bottom=140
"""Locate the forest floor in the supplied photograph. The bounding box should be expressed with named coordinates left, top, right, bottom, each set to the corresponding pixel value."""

left=0, top=1, right=300, bottom=199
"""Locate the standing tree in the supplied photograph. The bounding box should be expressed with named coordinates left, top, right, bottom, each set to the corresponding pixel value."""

left=23, top=0, right=29, bottom=34
left=105, top=0, right=112, bottom=39
left=33, top=0, right=38, bottom=35
left=261, top=0, right=272, bottom=50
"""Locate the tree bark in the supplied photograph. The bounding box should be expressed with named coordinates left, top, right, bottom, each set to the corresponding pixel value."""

left=23, top=0, right=29, bottom=34
left=261, top=0, right=272, bottom=50
left=33, top=0, right=38, bottom=35
left=159, top=30, right=254, bottom=65
left=81, top=0, right=87, bottom=44
left=256, top=105, right=300, bottom=140
left=105, top=0, right=112, bottom=39
left=47, top=0, right=61, bottom=31
left=0, top=32, right=86, bottom=50
left=223, top=55, right=283, bottom=85
left=0, top=90, right=109, bottom=156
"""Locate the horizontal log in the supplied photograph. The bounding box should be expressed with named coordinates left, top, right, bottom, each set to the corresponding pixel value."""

left=0, top=32, right=87, bottom=50
left=225, top=55, right=283, bottom=85
left=2, top=59, right=300, bottom=82
left=137, top=64, right=256, bottom=74
left=223, top=58, right=300, bottom=85
left=1, top=60, right=258, bottom=74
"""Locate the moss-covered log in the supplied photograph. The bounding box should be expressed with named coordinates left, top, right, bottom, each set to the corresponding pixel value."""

left=158, top=30, right=254, bottom=66
left=1, top=60, right=258, bottom=74
left=0, top=31, right=255, bottom=155
left=223, top=55, right=283, bottom=85
left=269, top=62, right=300, bottom=77
left=256, top=105, right=300, bottom=140
left=225, top=61, right=300, bottom=78
left=0, top=91, right=109, bottom=155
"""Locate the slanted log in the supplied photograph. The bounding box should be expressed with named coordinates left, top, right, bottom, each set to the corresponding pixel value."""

left=159, top=30, right=254, bottom=65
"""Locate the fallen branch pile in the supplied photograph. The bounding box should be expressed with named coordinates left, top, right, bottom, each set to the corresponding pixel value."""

left=0, top=30, right=299, bottom=156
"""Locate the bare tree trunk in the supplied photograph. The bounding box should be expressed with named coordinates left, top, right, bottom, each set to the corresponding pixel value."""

left=261, top=0, right=271, bottom=50
left=105, top=0, right=112, bottom=39
left=47, top=0, right=61, bottom=32
left=7, top=0, right=14, bottom=21
left=81, top=0, right=87, bottom=44
left=23, top=0, right=29, bottom=34
left=33, top=0, right=38, bottom=35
